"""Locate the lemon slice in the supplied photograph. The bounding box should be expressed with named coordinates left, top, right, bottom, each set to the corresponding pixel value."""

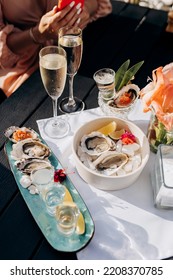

left=61, top=201, right=85, bottom=235
left=97, top=121, right=117, bottom=135
left=109, top=128, right=125, bottom=140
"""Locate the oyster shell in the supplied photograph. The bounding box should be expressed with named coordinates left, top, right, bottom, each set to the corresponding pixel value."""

left=93, top=151, right=128, bottom=175
left=109, top=84, right=140, bottom=108
left=28, top=185, right=39, bottom=195
left=16, top=158, right=52, bottom=174
left=80, top=132, right=114, bottom=156
left=4, top=126, right=38, bottom=143
left=11, top=139, right=50, bottom=160
left=20, top=174, right=32, bottom=188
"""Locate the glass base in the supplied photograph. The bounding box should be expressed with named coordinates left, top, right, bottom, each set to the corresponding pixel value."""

left=59, top=97, right=85, bottom=114
left=43, top=118, right=70, bottom=139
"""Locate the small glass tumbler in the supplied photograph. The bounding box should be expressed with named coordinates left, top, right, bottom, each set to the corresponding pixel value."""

left=152, top=144, right=173, bottom=209
left=45, top=184, right=65, bottom=216
left=93, top=68, right=115, bottom=100
left=56, top=203, right=79, bottom=236
left=31, top=167, right=54, bottom=200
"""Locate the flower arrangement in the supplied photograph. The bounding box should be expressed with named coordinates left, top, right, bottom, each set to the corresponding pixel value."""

left=140, top=62, right=173, bottom=152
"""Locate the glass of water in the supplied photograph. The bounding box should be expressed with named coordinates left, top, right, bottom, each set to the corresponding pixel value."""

left=93, top=68, right=115, bottom=100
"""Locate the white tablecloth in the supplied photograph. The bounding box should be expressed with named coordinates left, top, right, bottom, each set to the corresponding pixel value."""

left=37, top=101, right=173, bottom=260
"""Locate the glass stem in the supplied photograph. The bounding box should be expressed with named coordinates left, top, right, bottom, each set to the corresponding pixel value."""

left=52, top=98, right=58, bottom=126
left=68, top=74, right=76, bottom=107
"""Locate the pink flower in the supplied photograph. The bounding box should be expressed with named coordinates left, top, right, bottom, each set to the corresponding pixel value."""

left=120, top=131, right=136, bottom=144
left=54, top=169, right=66, bottom=183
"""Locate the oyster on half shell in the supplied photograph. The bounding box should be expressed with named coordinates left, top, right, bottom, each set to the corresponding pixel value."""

left=11, top=139, right=50, bottom=160
left=109, top=84, right=140, bottom=108
left=16, top=158, right=52, bottom=174
left=93, top=151, right=128, bottom=176
left=80, top=131, right=115, bottom=156
left=4, top=126, right=38, bottom=143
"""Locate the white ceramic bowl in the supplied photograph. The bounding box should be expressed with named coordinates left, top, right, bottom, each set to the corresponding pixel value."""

left=72, top=117, right=150, bottom=191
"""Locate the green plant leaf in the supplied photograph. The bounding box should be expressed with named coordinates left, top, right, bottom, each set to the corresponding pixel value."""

left=117, top=60, right=144, bottom=91
left=115, top=59, right=130, bottom=91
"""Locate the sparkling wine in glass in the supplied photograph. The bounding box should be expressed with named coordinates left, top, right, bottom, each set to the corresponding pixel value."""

left=58, top=26, right=84, bottom=113
left=39, top=46, right=70, bottom=138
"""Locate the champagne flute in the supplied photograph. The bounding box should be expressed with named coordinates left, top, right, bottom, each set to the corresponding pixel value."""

left=39, top=46, right=70, bottom=138
left=58, top=26, right=85, bottom=113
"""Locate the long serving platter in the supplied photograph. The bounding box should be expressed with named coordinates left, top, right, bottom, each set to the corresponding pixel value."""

left=4, top=134, right=95, bottom=252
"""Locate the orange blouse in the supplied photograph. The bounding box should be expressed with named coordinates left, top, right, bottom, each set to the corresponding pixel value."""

left=0, top=0, right=112, bottom=97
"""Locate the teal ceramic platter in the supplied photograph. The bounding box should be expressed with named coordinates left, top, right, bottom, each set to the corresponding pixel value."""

left=5, top=137, right=95, bottom=252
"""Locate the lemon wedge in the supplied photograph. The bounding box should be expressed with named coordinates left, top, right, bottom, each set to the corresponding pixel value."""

left=76, top=212, right=85, bottom=235
left=109, top=128, right=125, bottom=140
left=64, top=188, right=73, bottom=203
left=97, top=121, right=117, bottom=135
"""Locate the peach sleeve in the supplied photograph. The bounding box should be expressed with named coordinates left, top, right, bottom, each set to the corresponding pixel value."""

left=0, top=5, right=20, bottom=69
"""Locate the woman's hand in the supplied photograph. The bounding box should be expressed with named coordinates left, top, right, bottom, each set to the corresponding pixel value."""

left=76, top=6, right=90, bottom=29
left=33, top=2, right=82, bottom=43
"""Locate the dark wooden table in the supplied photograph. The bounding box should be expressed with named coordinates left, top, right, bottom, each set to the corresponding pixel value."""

left=0, top=1, right=172, bottom=260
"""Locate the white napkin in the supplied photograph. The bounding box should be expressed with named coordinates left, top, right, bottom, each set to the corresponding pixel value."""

left=37, top=102, right=173, bottom=260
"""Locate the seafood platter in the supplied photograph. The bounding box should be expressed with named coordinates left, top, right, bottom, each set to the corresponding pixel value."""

left=4, top=126, right=94, bottom=252
left=72, top=117, right=150, bottom=190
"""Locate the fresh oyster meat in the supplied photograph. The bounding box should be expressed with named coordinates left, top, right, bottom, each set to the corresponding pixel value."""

left=80, top=131, right=115, bottom=156
left=93, top=151, right=128, bottom=175
left=109, top=84, right=140, bottom=108
left=16, top=158, right=52, bottom=174
left=4, top=126, right=38, bottom=143
left=11, top=139, right=50, bottom=160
